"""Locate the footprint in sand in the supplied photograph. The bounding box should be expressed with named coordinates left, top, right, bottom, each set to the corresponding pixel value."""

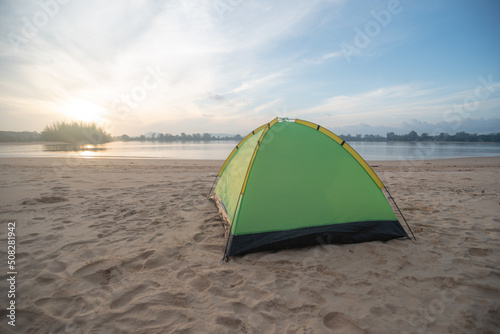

left=72, top=259, right=121, bottom=286
left=34, top=296, right=85, bottom=319
left=35, top=273, right=59, bottom=286
left=208, top=269, right=245, bottom=289
left=61, top=240, right=99, bottom=252
left=121, top=250, right=156, bottom=271
left=109, top=284, right=149, bottom=309
left=193, top=233, right=206, bottom=243
left=176, top=267, right=196, bottom=281
left=37, top=196, right=67, bottom=204
left=21, top=233, right=40, bottom=245
left=216, top=315, right=242, bottom=330
left=203, top=215, right=221, bottom=224
left=323, top=312, right=364, bottom=333
left=285, top=325, right=315, bottom=334
left=148, top=232, right=164, bottom=243
left=468, top=248, right=492, bottom=256
left=298, top=288, right=326, bottom=306
left=188, top=275, right=212, bottom=292
left=180, top=203, right=194, bottom=212
left=47, top=260, right=67, bottom=273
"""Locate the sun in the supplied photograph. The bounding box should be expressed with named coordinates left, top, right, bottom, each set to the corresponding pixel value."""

left=62, top=99, right=105, bottom=123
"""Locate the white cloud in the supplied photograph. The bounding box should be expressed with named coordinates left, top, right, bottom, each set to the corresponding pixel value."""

left=297, top=83, right=500, bottom=129
left=322, top=51, right=343, bottom=60
left=252, top=98, right=283, bottom=114
left=228, top=70, right=288, bottom=94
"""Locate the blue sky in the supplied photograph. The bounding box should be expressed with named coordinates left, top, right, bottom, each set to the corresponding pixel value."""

left=1, top=0, right=499, bottom=136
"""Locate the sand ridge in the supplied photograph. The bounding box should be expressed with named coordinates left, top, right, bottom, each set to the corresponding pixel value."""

left=0, top=157, right=499, bottom=333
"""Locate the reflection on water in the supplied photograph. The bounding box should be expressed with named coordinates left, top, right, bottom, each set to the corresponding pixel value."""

left=43, top=144, right=106, bottom=152
left=43, top=144, right=107, bottom=158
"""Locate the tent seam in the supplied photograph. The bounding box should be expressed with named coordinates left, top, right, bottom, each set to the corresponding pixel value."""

left=231, top=118, right=278, bottom=234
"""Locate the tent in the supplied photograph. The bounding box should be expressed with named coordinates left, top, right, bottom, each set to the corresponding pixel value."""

left=210, top=118, right=410, bottom=261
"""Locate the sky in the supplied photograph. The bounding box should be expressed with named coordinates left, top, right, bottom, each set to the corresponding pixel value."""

left=0, top=0, right=499, bottom=136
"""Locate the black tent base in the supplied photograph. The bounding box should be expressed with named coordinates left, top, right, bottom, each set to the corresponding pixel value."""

left=224, top=220, right=409, bottom=259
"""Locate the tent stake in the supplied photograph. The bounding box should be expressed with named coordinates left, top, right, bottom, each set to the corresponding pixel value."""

left=221, top=241, right=230, bottom=264
left=221, top=231, right=232, bottom=264
left=384, top=186, right=416, bottom=241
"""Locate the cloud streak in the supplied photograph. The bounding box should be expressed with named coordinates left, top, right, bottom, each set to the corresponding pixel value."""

left=297, top=82, right=500, bottom=130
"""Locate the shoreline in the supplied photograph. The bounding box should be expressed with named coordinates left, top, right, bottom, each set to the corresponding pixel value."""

left=0, top=155, right=499, bottom=164
left=1, top=139, right=500, bottom=144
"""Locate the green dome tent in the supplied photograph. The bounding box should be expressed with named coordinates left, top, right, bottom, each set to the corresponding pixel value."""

left=210, top=118, right=410, bottom=261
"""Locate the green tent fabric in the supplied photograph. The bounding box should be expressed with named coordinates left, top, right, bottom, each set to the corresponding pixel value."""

left=210, top=118, right=409, bottom=260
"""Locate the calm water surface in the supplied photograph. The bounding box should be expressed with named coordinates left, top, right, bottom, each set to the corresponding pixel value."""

left=0, top=141, right=499, bottom=161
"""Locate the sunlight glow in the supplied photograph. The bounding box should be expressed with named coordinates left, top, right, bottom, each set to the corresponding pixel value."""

left=79, top=150, right=96, bottom=158
left=62, top=99, right=105, bottom=123
left=79, top=144, right=98, bottom=158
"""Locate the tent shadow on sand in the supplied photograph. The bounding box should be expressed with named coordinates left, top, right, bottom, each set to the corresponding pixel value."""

left=209, top=117, right=414, bottom=262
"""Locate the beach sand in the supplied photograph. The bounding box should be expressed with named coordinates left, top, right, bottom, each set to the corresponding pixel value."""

left=0, top=156, right=499, bottom=333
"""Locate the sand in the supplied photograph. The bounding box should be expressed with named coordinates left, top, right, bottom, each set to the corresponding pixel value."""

left=0, top=156, right=499, bottom=333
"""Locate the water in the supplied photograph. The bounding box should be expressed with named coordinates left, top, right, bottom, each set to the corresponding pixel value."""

left=0, top=141, right=499, bottom=161
left=0, top=141, right=237, bottom=160
left=347, top=141, right=500, bottom=161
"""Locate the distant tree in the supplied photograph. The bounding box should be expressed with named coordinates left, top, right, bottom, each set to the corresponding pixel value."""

left=386, top=132, right=396, bottom=141
left=41, top=121, right=112, bottom=144
left=407, top=130, right=419, bottom=141
left=435, top=132, right=448, bottom=141
left=0, top=131, right=41, bottom=142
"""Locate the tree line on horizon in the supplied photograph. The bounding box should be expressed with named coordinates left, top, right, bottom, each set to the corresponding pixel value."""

left=342, top=131, right=500, bottom=142
left=0, top=121, right=113, bottom=144
left=0, top=121, right=499, bottom=143
left=118, top=132, right=243, bottom=142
